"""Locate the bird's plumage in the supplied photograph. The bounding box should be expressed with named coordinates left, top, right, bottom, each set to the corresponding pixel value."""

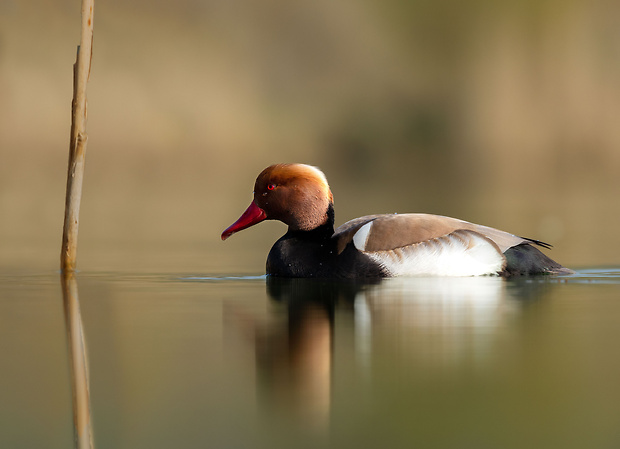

left=222, top=163, right=571, bottom=278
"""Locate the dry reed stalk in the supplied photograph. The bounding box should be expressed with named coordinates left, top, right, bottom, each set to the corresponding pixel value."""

left=61, top=0, right=94, bottom=272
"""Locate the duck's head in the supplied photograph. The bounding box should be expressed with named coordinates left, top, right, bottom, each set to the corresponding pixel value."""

left=221, top=163, right=334, bottom=240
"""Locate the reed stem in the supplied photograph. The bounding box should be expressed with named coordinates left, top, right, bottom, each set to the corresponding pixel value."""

left=61, top=0, right=94, bottom=272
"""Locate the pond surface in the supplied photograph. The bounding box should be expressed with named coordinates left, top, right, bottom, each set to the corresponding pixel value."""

left=1, top=268, right=620, bottom=448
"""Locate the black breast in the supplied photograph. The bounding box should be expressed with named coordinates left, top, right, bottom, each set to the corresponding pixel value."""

left=266, top=228, right=387, bottom=279
left=266, top=233, right=335, bottom=278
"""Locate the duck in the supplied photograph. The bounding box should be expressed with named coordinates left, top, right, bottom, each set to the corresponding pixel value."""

left=221, top=163, right=572, bottom=278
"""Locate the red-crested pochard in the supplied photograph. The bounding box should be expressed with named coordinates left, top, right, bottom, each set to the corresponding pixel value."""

left=221, top=163, right=571, bottom=278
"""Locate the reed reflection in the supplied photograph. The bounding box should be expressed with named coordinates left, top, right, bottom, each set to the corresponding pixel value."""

left=60, top=272, right=94, bottom=449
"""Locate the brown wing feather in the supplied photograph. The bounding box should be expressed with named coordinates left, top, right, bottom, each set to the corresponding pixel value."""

left=334, top=213, right=529, bottom=254
left=333, top=215, right=379, bottom=254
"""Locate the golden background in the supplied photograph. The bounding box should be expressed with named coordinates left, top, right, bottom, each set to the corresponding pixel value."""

left=1, top=0, right=619, bottom=272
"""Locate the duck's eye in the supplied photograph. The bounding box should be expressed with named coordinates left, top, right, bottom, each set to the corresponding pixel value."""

left=267, top=183, right=276, bottom=191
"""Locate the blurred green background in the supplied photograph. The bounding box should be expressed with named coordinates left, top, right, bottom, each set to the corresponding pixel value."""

left=1, top=0, right=619, bottom=272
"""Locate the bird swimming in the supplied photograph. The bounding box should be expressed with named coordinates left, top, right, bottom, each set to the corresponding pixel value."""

left=222, top=163, right=571, bottom=278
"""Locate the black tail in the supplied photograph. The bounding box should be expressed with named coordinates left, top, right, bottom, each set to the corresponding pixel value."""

left=503, top=243, right=573, bottom=276
left=520, top=236, right=553, bottom=250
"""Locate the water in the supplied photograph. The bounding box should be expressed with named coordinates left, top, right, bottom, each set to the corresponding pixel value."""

left=1, top=268, right=620, bottom=449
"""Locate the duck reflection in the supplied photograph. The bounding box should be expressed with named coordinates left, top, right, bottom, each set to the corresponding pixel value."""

left=355, top=277, right=513, bottom=369
left=254, top=278, right=370, bottom=430
left=60, top=272, right=94, bottom=449
left=237, top=275, right=552, bottom=432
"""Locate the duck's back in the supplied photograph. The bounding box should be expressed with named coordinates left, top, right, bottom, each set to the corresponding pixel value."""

left=333, top=213, right=571, bottom=276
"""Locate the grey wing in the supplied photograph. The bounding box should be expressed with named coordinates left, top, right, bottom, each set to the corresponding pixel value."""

left=336, top=213, right=529, bottom=254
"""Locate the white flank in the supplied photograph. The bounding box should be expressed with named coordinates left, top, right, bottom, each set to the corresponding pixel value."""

left=352, top=221, right=373, bottom=251
left=364, top=231, right=505, bottom=277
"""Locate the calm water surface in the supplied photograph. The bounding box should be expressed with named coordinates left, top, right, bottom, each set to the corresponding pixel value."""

left=1, top=268, right=620, bottom=448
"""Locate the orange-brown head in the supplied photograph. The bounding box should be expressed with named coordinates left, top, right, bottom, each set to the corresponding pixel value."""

left=221, top=163, right=334, bottom=240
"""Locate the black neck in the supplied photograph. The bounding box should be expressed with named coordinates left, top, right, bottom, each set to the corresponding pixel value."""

left=326, top=202, right=335, bottom=229
left=287, top=203, right=335, bottom=241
